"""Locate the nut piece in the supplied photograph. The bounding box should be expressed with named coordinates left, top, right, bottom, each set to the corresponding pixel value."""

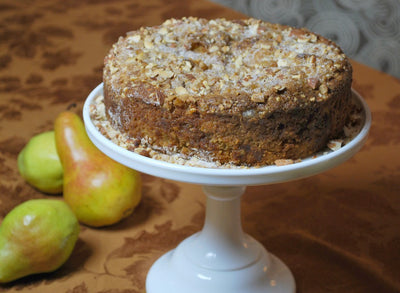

left=235, top=56, right=243, bottom=68
left=157, top=69, right=174, bottom=79
left=307, top=77, right=320, bottom=89
left=183, top=61, right=192, bottom=72
left=277, top=59, right=288, bottom=67
left=131, top=35, right=141, bottom=43
left=327, top=139, right=343, bottom=151
left=159, top=27, right=168, bottom=35
left=275, top=159, right=294, bottom=166
left=144, top=37, right=153, bottom=49
left=251, top=93, right=265, bottom=103
left=221, top=46, right=230, bottom=53
left=175, top=86, right=188, bottom=95
left=209, top=45, right=219, bottom=53
left=320, top=84, right=328, bottom=94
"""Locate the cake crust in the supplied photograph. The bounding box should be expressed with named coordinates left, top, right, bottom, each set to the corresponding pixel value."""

left=103, top=17, right=352, bottom=166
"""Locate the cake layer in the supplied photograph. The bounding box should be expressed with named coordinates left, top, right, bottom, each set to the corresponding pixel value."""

left=103, top=17, right=352, bottom=166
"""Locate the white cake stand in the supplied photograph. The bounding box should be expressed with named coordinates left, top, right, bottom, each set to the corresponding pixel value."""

left=83, top=83, right=371, bottom=293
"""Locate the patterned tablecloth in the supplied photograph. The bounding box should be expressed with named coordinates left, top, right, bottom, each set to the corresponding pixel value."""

left=1, top=1, right=399, bottom=292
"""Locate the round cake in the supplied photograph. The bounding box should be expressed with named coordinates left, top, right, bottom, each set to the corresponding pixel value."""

left=103, top=17, right=353, bottom=167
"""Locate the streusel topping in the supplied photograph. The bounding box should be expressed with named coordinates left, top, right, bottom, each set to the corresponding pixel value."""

left=104, top=17, right=349, bottom=109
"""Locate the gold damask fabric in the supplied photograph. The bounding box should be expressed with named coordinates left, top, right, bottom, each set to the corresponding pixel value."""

left=1, top=1, right=400, bottom=292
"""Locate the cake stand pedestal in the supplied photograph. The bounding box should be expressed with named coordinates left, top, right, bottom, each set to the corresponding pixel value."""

left=146, top=185, right=295, bottom=293
left=83, top=84, right=371, bottom=293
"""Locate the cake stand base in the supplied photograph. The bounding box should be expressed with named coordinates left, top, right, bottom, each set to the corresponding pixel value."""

left=146, top=186, right=295, bottom=293
left=146, top=242, right=295, bottom=293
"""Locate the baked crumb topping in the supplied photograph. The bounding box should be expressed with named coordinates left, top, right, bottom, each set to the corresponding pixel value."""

left=104, top=17, right=349, bottom=109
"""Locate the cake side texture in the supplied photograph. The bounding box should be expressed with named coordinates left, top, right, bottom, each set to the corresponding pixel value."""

left=103, top=17, right=353, bottom=166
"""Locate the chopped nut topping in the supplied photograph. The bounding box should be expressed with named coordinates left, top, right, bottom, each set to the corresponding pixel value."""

left=274, top=85, right=286, bottom=92
left=234, top=55, right=243, bottom=68
left=131, top=35, right=141, bottom=43
left=277, top=59, right=288, bottom=67
left=157, top=69, right=174, bottom=79
left=209, top=45, right=219, bottom=53
left=175, top=86, right=188, bottom=95
left=310, top=35, right=317, bottom=42
left=105, top=17, right=349, bottom=106
left=307, top=77, right=320, bottom=89
left=320, top=84, right=328, bottom=94
left=327, top=139, right=343, bottom=151
left=221, top=46, right=230, bottom=53
left=159, top=27, right=168, bottom=35
left=308, top=55, right=316, bottom=64
left=144, top=37, right=153, bottom=49
left=275, top=159, right=294, bottom=166
left=251, top=93, right=265, bottom=103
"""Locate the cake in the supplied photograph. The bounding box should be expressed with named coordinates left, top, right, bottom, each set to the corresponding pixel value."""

left=103, top=17, right=353, bottom=167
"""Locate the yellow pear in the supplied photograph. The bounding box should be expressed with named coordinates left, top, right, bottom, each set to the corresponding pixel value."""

left=18, top=131, right=63, bottom=194
left=54, top=111, right=142, bottom=227
left=0, top=199, right=79, bottom=283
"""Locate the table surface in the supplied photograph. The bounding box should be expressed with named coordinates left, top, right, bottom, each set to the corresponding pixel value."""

left=1, top=0, right=400, bottom=292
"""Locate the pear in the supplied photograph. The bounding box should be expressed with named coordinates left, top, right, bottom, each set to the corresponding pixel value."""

left=18, top=131, right=63, bottom=194
left=0, top=199, right=79, bottom=283
left=54, top=111, right=142, bottom=227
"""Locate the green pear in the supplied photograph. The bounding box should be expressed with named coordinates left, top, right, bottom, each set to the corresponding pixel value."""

left=18, top=131, right=63, bottom=194
left=0, top=199, right=79, bottom=283
left=54, top=111, right=142, bottom=227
